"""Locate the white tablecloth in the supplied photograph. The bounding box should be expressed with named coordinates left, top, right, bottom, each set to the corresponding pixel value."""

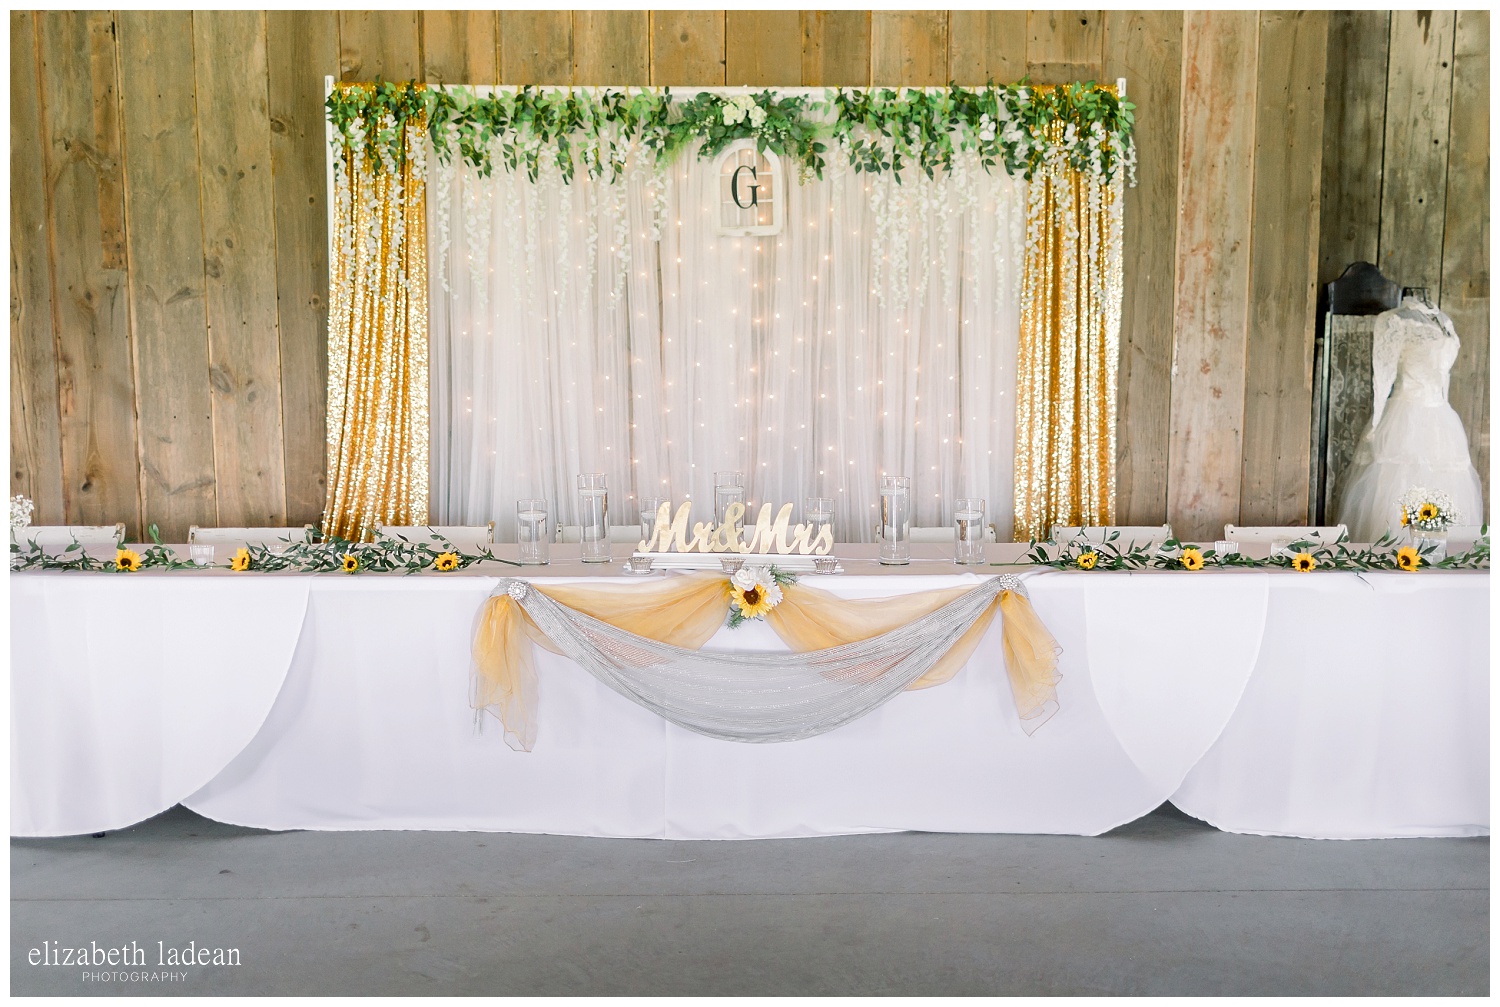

left=11, top=558, right=1488, bottom=840
left=11, top=574, right=310, bottom=836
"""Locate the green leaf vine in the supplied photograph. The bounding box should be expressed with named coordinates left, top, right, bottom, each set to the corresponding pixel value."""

left=326, top=79, right=1137, bottom=187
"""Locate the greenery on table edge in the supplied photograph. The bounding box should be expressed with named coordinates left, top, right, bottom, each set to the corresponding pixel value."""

left=15, top=527, right=1486, bottom=576
left=1019, top=529, right=1490, bottom=573
left=9, top=526, right=521, bottom=575
left=327, top=80, right=1136, bottom=186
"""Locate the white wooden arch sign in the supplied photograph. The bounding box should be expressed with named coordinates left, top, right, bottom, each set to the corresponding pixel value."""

left=712, top=139, right=784, bottom=237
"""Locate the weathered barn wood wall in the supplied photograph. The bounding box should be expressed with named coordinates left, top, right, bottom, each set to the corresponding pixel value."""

left=1318, top=9, right=1490, bottom=514
left=10, top=11, right=1489, bottom=540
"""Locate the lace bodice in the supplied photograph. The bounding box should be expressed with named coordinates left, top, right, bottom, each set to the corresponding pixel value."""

left=1369, top=297, right=1461, bottom=426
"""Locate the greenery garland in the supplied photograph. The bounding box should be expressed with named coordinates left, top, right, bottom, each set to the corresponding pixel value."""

left=326, top=80, right=1136, bottom=186
left=1021, top=530, right=1490, bottom=574
left=13, top=527, right=1486, bottom=576
left=9, top=526, right=520, bottom=575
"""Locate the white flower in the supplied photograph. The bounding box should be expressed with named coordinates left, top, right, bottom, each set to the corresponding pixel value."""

left=1397, top=487, right=1458, bottom=531
left=734, top=567, right=784, bottom=606
left=722, top=94, right=757, bottom=127
left=747, top=105, right=766, bottom=128
left=11, top=495, right=34, bottom=530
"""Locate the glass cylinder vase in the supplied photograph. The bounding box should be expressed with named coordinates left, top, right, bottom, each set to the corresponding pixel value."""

left=638, top=496, right=666, bottom=552
left=516, top=499, right=549, bottom=565
left=714, top=471, right=745, bottom=534
left=805, top=496, right=834, bottom=549
left=879, top=475, right=912, bottom=565
left=1409, top=527, right=1448, bottom=562
left=578, top=473, right=610, bottom=563
left=954, top=497, right=986, bottom=565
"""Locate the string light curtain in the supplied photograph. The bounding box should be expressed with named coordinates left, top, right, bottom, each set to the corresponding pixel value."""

left=324, top=85, right=430, bottom=541
left=427, top=146, right=1024, bottom=541
left=327, top=83, right=1134, bottom=542
left=1013, top=105, right=1126, bottom=541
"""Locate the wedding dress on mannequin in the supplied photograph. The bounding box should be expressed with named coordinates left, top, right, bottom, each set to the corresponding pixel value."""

left=1336, top=293, right=1484, bottom=542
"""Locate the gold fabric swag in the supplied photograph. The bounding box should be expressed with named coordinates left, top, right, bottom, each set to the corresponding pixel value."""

left=472, top=574, right=1062, bottom=751
left=324, top=88, right=429, bottom=541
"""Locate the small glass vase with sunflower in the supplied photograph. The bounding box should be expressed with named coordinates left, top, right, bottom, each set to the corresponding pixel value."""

left=1396, top=487, right=1458, bottom=560
left=727, top=566, right=796, bottom=628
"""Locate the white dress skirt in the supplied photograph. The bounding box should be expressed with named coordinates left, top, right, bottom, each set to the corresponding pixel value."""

left=1335, top=298, right=1485, bottom=542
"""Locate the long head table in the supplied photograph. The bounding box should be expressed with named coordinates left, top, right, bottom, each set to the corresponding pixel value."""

left=11, top=543, right=1489, bottom=840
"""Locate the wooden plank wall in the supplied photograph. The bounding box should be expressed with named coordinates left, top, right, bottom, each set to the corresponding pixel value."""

left=1319, top=9, right=1490, bottom=513
left=9, top=11, right=1488, bottom=540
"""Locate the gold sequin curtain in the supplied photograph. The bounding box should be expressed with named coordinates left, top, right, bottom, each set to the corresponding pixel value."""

left=324, top=100, right=429, bottom=541
left=1012, top=156, right=1124, bottom=541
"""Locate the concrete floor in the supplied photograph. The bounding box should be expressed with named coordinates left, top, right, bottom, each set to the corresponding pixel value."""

left=11, top=804, right=1487, bottom=996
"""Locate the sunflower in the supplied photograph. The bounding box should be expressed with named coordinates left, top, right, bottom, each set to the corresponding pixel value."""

left=229, top=547, right=251, bottom=572
left=729, top=568, right=783, bottom=620
left=1396, top=546, right=1421, bottom=572
left=1076, top=550, right=1098, bottom=570
left=732, top=583, right=776, bottom=618
left=434, top=552, right=460, bottom=572
left=1417, top=502, right=1439, bottom=523
left=1399, top=508, right=1410, bottom=527
left=1291, top=552, right=1317, bottom=573
left=1180, top=547, right=1204, bottom=571
left=115, top=548, right=142, bottom=572
left=340, top=553, right=360, bottom=573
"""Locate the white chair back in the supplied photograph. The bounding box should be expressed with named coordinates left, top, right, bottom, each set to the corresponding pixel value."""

left=1445, top=525, right=1486, bottom=553
left=909, top=526, right=998, bottom=544
left=557, top=525, right=644, bottom=545
left=12, top=524, right=125, bottom=547
left=1051, top=524, right=1173, bottom=547
left=1224, top=524, right=1346, bottom=545
left=189, top=526, right=315, bottom=547
left=375, top=524, right=494, bottom=551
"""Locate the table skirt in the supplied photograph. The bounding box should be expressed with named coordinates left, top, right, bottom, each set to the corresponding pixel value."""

left=11, top=568, right=1488, bottom=840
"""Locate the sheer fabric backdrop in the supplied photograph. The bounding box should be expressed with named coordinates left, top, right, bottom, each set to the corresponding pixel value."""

left=430, top=140, right=1024, bottom=542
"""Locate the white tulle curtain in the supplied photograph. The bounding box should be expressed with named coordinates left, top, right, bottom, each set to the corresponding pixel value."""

left=429, top=136, right=1024, bottom=542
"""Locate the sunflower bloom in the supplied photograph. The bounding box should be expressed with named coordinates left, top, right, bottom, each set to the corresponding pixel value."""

left=434, top=552, right=460, bottom=572
left=1396, top=546, right=1421, bottom=572
left=229, top=548, right=251, bottom=572
left=1292, top=552, right=1316, bottom=573
left=115, top=548, right=142, bottom=572
left=1400, top=508, right=1410, bottom=527
left=341, top=553, right=360, bottom=573
left=1076, top=551, right=1098, bottom=570
left=1180, top=547, right=1204, bottom=571
left=731, top=584, right=776, bottom=619
left=1418, top=502, right=1439, bottom=523
left=729, top=568, right=783, bottom=620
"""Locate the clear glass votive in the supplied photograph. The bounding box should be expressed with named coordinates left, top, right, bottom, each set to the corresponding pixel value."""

left=805, top=496, right=834, bottom=546
left=813, top=556, right=839, bottom=574
left=189, top=543, right=215, bottom=568
left=879, top=475, right=912, bottom=565
left=516, top=499, right=550, bottom=565
left=577, top=474, right=610, bottom=563
left=639, top=496, right=666, bottom=550
left=954, top=497, right=987, bottom=565
left=714, top=471, right=745, bottom=532
left=1214, top=540, right=1239, bottom=558
left=719, top=556, right=745, bottom=574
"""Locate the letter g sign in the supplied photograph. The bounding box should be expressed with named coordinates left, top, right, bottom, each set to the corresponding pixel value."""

left=730, top=164, right=760, bottom=209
